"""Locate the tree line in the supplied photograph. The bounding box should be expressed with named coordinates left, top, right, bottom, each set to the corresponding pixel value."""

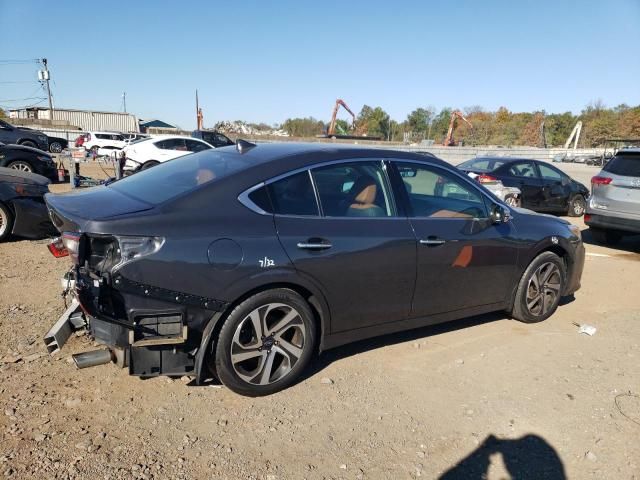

left=281, top=102, right=640, bottom=147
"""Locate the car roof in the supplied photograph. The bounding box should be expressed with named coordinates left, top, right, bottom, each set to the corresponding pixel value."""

left=616, top=148, right=640, bottom=154
left=207, top=142, right=447, bottom=167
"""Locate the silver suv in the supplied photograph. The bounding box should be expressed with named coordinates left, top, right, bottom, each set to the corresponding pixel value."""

left=585, top=148, right=640, bottom=244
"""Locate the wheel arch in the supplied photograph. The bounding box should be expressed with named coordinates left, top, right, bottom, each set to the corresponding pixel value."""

left=194, top=279, right=331, bottom=385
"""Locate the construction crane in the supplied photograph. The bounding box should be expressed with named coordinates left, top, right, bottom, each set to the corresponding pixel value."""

left=327, top=99, right=357, bottom=136
left=564, top=121, right=583, bottom=149
left=443, top=110, right=473, bottom=146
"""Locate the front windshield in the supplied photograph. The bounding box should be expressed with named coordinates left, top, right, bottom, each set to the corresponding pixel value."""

left=109, top=149, right=249, bottom=205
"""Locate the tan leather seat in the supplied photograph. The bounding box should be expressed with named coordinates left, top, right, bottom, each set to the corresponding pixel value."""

left=347, top=176, right=385, bottom=217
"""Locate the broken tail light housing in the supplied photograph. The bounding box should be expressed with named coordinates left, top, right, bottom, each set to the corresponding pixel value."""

left=477, top=174, right=498, bottom=183
left=47, top=237, right=68, bottom=258
left=112, top=236, right=165, bottom=272
left=591, top=176, right=612, bottom=186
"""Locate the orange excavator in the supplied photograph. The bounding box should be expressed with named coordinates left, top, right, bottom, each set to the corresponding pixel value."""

left=327, top=98, right=357, bottom=136
left=443, top=110, right=473, bottom=146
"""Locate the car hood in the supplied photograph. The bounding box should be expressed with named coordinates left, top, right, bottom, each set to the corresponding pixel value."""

left=45, top=185, right=154, bottom=231
left=511, top=205, right=570, bottom=225
left=0, top=167, right=51, bottom=186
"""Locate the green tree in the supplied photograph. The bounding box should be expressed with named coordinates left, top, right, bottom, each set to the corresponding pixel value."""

left=281, top=117, right=325, bottom=137
left=405, top=108, right=434, bottom=136
left=357, top=105, right=391, bottom=139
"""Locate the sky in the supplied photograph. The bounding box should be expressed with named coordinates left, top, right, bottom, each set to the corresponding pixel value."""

left=1, top=0, right=639, bottom=130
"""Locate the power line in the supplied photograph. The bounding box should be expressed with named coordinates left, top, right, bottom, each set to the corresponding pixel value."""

left=0, top=80, right=39, bottom=84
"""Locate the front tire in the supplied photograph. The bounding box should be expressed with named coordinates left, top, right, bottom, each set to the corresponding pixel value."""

left=568, top=194, right=586, bottom=217
left=214, top=289, right=316, bottom=397
left=0, top=202, right=14, bottom=242
left=511, top=251, right=566, bottom=323
left=140, top=160, right=159, bottom=170
left=49, top=141, right=63, bottom=153
left=20, top=140, right=36, bottom=148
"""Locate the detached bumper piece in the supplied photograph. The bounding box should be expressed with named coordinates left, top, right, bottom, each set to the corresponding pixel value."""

left=43, top=299, right=86, bottom=354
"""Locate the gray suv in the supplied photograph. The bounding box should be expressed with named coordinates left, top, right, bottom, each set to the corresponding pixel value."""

left=586, top=148, right=640, bottom=244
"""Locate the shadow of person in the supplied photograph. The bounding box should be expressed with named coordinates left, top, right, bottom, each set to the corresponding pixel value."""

left=439, top=434, right=566, bottom=480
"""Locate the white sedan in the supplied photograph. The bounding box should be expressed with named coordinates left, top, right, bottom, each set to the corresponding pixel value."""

left=122, top=136, right=214, bottom=173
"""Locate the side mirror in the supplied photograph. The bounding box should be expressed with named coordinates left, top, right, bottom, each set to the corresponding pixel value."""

left=490, top=204, right=511, bottom=224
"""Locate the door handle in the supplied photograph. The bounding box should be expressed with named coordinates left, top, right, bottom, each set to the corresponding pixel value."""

left=419, top=238, right=446, bottom=246
left=297, top=241, right=332, bottom=250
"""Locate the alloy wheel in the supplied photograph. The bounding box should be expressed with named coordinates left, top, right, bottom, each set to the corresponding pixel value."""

left=0, top=207, right=7, bottom=237
left=50, top=142, right=63, bottom=153
left=9, top=162, right=32, bottom=173
left=526, top=262, right=561, bottom=316
left=230, top=303, right=307, bottom=386
left=505, top=196, right=519, bottom=207
left=572, top=197, right=585, bottom=215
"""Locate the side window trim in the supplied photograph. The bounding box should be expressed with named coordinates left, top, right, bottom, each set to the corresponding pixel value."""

left=389, top=159, right=494, bottom=219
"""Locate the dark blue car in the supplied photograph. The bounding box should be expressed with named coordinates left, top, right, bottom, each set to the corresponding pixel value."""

left=458, top=157, right=589, bottom=217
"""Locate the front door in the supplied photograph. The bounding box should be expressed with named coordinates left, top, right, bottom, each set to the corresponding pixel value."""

left=392, top=161, right=519, bottom=318
left=271, top=161, right=417, bottom=333
left=537, top=162, right=570, bottom=211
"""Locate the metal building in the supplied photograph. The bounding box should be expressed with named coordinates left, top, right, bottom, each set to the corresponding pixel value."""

left=9, top=107, right=139, bottom=133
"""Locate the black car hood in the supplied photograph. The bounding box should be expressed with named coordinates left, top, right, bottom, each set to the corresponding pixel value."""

left=0, top=167, right=51, bottom=186
left=1, top=143, right=50, bottom=156
left=45, top=186, right=154, bottom=231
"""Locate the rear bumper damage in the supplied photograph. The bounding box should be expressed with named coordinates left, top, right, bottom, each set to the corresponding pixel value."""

left=44, top=266, right=227, bottom=379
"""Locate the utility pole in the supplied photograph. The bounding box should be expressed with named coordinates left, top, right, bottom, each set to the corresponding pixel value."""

left=122, top=92, right=127, bottom=113
left=40, top=58, right=53, bottom=119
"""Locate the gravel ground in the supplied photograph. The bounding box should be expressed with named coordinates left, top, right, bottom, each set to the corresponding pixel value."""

left=1, top=160, right=639, bottom=479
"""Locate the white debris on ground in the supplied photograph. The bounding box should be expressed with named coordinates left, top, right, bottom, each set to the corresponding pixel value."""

left=214, top=120, right=289, bottom=137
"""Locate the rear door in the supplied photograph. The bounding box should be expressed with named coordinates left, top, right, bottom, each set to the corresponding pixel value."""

left=270, top=160, right=417, bottom=333
left=392, top=160, right=518, bottom=317
left=155, top=138, right=188, bottom=161
left=498, top=161, right=543, bottom=208
left=598, top=152, right=640, bottom=215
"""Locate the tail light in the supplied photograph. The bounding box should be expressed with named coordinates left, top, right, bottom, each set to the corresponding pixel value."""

left=477, top=174, right=498, bottom=183
left=591, top=176, right=612, bottom=186
left=47, top=237, right=68, bottom=258
left=47, top=232, right=82, bottom=263
left=584, top=214, right=591, bottom=222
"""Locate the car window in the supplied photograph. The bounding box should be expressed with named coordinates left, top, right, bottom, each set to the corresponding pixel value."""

left=267, top=171, right=319, bottom=216
left=109, top=150, right=252, bottom=205
left=507, top=161, right=537, bottom=178
left=458, top=158, right=506, bottom=172
left=311, top=161, right=394, bottom=217
left=156, top=138, right=187, bottom=151
left=185, top=139, right=211, bottom=152
left=215, top=133, right=232, bottom=145
left=603, top=153, right=640, bottom=177
left=538, top=163, right=563, bottom=181
left=396, top=162, right=488, bottom=219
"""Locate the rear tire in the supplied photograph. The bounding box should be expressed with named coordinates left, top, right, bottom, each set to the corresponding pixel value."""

left=568, top=194, right=586, bottom=217
left=214, top=289, right=316, bottom=397
left=7, top=160, right=34, bottom=173
left=511, top=251, right=566, bottom=323
left=504, top=194, right=520, bottom=208
left=0, top=202, right=14, bottom=242
left=590, top=227, right=622, bottom=245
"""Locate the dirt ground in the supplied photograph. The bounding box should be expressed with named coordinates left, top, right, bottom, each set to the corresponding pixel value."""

left=1, top=160, right=640, bottom=479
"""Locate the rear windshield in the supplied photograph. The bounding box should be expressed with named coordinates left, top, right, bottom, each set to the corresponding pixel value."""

left=109, top=149, right=248, bottom=204
left=603, top=153, right=640, bottom=177
left=457, top=158, right=507, bottom=172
